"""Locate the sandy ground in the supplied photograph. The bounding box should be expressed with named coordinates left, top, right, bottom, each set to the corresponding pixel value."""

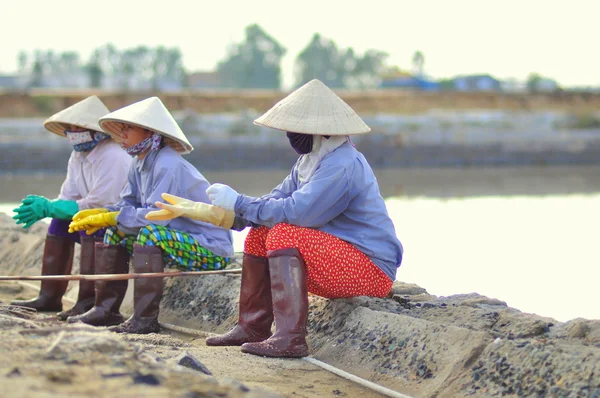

left=0, top=282, right=387, bottom=398
left=3, top=215, right=598, bottom=397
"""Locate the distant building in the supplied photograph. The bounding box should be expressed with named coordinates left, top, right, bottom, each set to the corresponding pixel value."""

left=380, top=72, right=440, bottom=91
left=154, top=77, right=184, bottom=92
left=42, top=72, right=89, bottom=89
left=535, top=78, right=559, bottom=92
left=500, top=79, right=527, bottom=93
left=0, top=75, right=27, bottom=90
left=101, top=74, right=151, bottom=91
left=187, top=71, right=222, bottom=90
left=452, top=74, right=501, bottom=92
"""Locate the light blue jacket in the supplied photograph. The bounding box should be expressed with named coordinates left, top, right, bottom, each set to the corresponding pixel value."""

left=107, top=146, right=234, bottom=258
left=234, top=141, right=402, bottom=280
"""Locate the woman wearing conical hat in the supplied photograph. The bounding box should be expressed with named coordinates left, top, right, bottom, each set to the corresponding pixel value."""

left=11, top=96, right=131, bottom=320
left=67, top=96, right=234, bottom=334
left=148, top=80, right=403, bottom=358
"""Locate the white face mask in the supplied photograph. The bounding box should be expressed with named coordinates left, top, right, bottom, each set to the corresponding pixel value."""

left=65, top=130, right=100, bottom=152
left=65, top=131, right=94, bottom=146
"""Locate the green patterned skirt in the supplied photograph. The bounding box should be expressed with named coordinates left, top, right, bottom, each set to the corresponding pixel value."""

left=104, top=224, right=229, bottom=271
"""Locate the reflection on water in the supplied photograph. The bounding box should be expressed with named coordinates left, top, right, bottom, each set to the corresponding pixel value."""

left=4, top=165, right=600, bottom=201
left=1, top=166, right=599, bottom=322
left=388, top=194, right=600, bottom=322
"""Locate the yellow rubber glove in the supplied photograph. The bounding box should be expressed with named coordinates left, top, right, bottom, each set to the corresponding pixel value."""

left=145, top=193, right=234, bottom=229
left=72, top=208, right=108, bottom=223
left=68, top=212, right=119, bottom=235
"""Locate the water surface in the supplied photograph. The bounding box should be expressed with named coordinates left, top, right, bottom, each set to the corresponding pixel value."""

left=2, top=166, right=599, bottom=322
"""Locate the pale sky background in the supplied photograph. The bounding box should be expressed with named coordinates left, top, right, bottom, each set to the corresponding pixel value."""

left=1, top=0, right=599, bottom=89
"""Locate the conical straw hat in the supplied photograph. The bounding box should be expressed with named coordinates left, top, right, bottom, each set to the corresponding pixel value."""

left=44, top=95, right=110, bottom=137
left=254, top=79, right=371, bottom=135
left=99, top=97, right=193, bottom=154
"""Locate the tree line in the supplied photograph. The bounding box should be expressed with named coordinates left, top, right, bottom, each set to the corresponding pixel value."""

left=16, top=24, right=393, bottom=90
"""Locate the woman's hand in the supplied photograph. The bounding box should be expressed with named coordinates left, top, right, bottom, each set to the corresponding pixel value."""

left=146, top=193, right=235, bottom=229
left=206, top=183, right=239, bottom=211
left=69, top=212, right=118, bottom=235
left=72, top=208, right=108, bottom=222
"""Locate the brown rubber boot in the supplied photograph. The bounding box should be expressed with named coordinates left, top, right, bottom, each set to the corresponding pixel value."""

left=57, top=236, right=102, bottom=320
left=241, top=248, right=310, bottom=358
left=206, top=254, right=273, bottom=346
left=11, top=234, right=75, bottom=312
left=110, top=244, right=163, bottom=334
left=67, top=243, right=129, bottom=326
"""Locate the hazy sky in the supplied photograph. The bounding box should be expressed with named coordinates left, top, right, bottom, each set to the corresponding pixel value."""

left=2, top=0, right=599, bottom=89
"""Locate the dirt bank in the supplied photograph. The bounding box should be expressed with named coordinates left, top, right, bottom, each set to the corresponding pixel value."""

left=1, top=213, right=599, bottom=397
left=0, top=294, right=387, bottom=398
left=3, top=89, right=600, bottom=117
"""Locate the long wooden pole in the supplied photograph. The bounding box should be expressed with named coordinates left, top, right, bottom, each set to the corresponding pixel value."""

left=0, top=268, right=242, bottom=282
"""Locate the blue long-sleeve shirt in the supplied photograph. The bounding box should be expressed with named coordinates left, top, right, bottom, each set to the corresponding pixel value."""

left=107, top=146, right=234, bottom=258
left=234, top=141, right=403, bottom=280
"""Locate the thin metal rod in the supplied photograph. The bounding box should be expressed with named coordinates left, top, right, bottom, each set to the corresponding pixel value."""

left=0, top=268, right=242, bottom=282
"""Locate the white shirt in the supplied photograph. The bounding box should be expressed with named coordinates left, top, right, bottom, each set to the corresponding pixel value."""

left=58, top=139, right=132, bottom=210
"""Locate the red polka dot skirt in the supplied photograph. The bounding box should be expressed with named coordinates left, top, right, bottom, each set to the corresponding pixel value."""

left=244, top=224, right=393, bottom=299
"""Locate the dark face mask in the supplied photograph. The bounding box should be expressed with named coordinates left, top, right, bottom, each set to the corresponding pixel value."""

left=286, top=132, right=314, bottom=155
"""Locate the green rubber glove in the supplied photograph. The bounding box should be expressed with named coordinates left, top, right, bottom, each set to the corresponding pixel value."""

left=12, top=195, right=79, bottom=229
left=13, top=195, right=49, bottom=228
left=47, top=199, right=79, bottom=220
left=12, top=207, right=39, bottom=229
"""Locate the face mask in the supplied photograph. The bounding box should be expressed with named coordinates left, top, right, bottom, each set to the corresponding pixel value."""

left=286, top=132, right=314, bottom=155
left=124, top=132, right=163, bottom=157
left=65, top=130, right=110, bottom=152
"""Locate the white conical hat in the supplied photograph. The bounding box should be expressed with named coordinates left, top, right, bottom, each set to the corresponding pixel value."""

left=99, top=97, right=193, bottom=154
left=254, top=79, right=371, bottom=135
left=43, top=95, right=110, bottom=137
